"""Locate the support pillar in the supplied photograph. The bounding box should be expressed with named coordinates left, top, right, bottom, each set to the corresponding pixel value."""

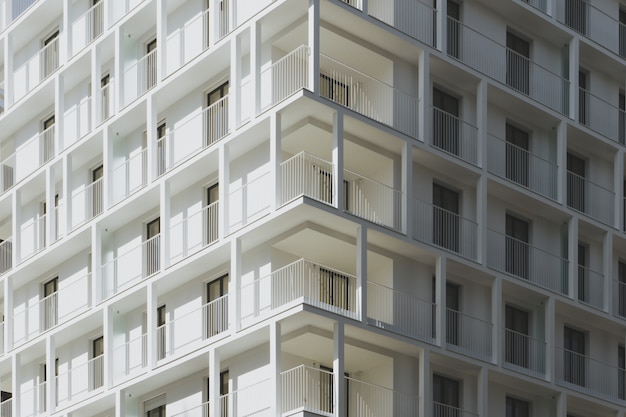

left=333, top=322, right=345, bottom=417
left=332, top=111, right=344, bottom=210
left=270, top=112, right=282, bottom=210
left=356, top=225, right=367, bottom=321
left=308, top=0, right=320, bottom=93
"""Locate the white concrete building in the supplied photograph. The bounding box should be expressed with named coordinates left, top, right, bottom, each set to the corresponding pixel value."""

left=0, top=0, right=623, bottom=416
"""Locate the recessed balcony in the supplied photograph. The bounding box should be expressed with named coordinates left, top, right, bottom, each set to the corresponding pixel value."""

left=56, top=354, right=104, bottom=405
left=166, top=8, right=210, bottom=75
left=169, top=200, right=219, bottom=264
left=431, top=106, right=479, bottom=166
left=219, top=378, right=271, bottom=417
left=579, top=87, right=626, bottom=144
left=111, top=147, right=147, bottom=206
left=0, top=237, right=12, bottom=277
left=112, top=332, right=147, bottom=382
left=228, top=170, right=271, bottom=233
left=70, top=0, right=104, bottom=56
left=613, top=278, right=626, bottom=319
left=446, top=308, right=493, bottom=362
left=70, top=176, right=103, bottom=231
left=20, top=381, right=46, bottom=417
left=123, top=47, right=157, bottom=106
left=577, top=264, right=604, bottom=310
left=503, top=328, right=547, bottom=379
left=13, top=35, right=59, bottom=102
left=567, top=170, right=615, bottom=226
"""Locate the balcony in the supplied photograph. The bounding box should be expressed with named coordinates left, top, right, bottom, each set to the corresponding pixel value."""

left=13, top=36, right=60, bottom=102
left=63, top=95, right=91, bottom=150
left=260, top=45, right=310, bottom=111
left=166, top=8, right=210, bottom=75
left=555, top=347, right=626, bottom=404
left=281, top=151, right=334, bottom=206
left=240, top=258, right=358, bottom=327
left=487, top=229, right=568, bottom=294
left=228, top=171, right=271, bottom=233
left=111, top=148, right=147, bottom=206
left=112, top=333, right=147, bottom=382
left=19, top=213, right=47, bottom=261
left=123, top=48, right=157, bottom=106
left=367, top=0, right=437, bottom=46
left=170, top=402, right=209, bottom=417
left=12, top=0, right=40, bottom=20
left=367, top=281, right=435, bottom=343
left=219, top=379, right=271, bottom=417
left=0, top=397, right=11, bottom=417
left=577, top=264, right=604, bottom=310
left=433, top=402, right=478, bottom=417
left=98, top=234, right=160, bottom=302
left=110, top=0, right=146, bottom=25
left=413, top=199, right=478, bottom=261
left=487, top=133, right=558, bottom=200
left=156, top=295, right=228, bottom=360
left=56, top=355, right=104, bottom=405
left=431, top=107, right=479, bottom=166
left=0, top=237, right=12, bottom=276
left=567, top=170, right=615, bottom=226
left=613, top=279, right=626, bottom=319
left=503, top=328, right=547, bottom=379
left=70, top=177, right=103, bottom=231
left=521, top=0, right=548, bottom=14
left=98, top=78, right=114, bottom=124
left=557, top=0, right=626, bottom=58
left=447, top=17, right=569, bottom=114
left=20, top=381, right=46, bottom=417
left=446, top=308, right=493, bottom=362
left=71, top=0, right=104, bottom=56
left=169, top=201, right=218, bottom=264
left=156, top=96, right=229, bottom=176
left=579, top=87, right=626, bottom=144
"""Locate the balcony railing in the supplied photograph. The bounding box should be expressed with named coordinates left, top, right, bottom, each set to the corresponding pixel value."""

left=0, top=397, right=11, bottom=417
left=19, top=213, right=47, bottom=261
left=156, top=294, right=228, bottom=360
left=447, top=17, right=569, bottom=114
left=0, top=321, right=4, bottom=356
left=14, top=36, right=59, bottom=101
left=503, top=328, right=546, bottom=379
left=579, top=87, right=625, bottom=144
left=169, top=201, right=219, bottom=264
left=613, top=279, right=626, bottom=319
left=487, top=229, right=568, bottom=294
left=446, top=308, right=492, bottom=361
left=56, top=354, right=104, bottom=404
left=567, top=170, right=614, bottom=226
left=319, top=54, right=419, bottom=138
left=110, top=0, right=146, bottom=26
left=63, top=97, right=92, bottom=149
left=71, top=177, right=103, bottom=230
left=111, top=148, right=147, bottom=205
left=433, top=402, right=478, bottom=417
left=344, top=169, right=402, bottom=231
left=281, top=151, right=335, bottom=206
left=0, top=237, right=12, bottom=276
left=368, top=0, right=437, bottom=46
left=557, top=0, right=625, bottom=57
left=123, top=48, right=157, bottom=105
left=20, top=381, right=46, bottom=417
left=282, top=365, right=334, bottom=416
left=98, top=79, right=114, bottom=123
left=219, top=379, right=271, bottom=417
left=71, top=0, right=104, bottom=55
left=166, top=8, right=210, bottom=74
left=520, top=0, right=548, bottom=14
left=12, top=0, right=39, bottom=20
left=156, top=96, right=229, bottom=176
left=413, top=199, right=478, bottom=261
left=0, top=153, right=14, bottom=195
left=556, top=347, right=626, bottom=404
left=112, top=333, right=147, bottom=382
left=347, top=375, right=419, bottom=417
left=98, top=234, right=160, bottom=301
left=487, top=133, right=558, bottom=200
left=170, top=401, right=209, bottom=417
left=228, top=171, right=271, bottom=232
left=367, top=281, right=435, bottom=343
left=577, top=265, right=604, bottom=310
left=241, top=258, right=358, bottom=326
left=432, top=107, right=478, bottom=166
left=260, top=45, right=310, bottom=111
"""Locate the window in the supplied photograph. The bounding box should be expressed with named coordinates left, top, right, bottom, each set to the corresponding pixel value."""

left=157, top=305, right=166, bottom=360
left=567, top=152, right=585, bottom=212
left=505, top=214, right=529, bottom=279
left=319, top=267, right=350, bottom=310
left=505, top=123, right=530, bottom=187
left=433, top=374, right=460, bottom=416
left=206, top=184, right=219, bottom=244
left=505, top=305, right=529, bottom=369
left=145, top=39, right=158, bottom=91
left=92, top=165, right=104, bottom=217
left=619, top=344, right=625, bottom=400
left=144, top=394, right=166, bottom=417
left=42, top=30, right=59, bottom=79
left=506, top=32, right=530, bottom=95
left=320, top=74, right=349, bottom=107
left=577, top=243, right=588, bottom=303
left=578, top=70, right=588, bottom=125
left=206, top=274, right=228, bottom=337
left=91, top=336, right=104, bottom=390
left=506, top=396, right=529, bottom=417
left=432, top=183, right=460, bottom=253
left=618, top=261, right=626, bottom=317
left=40, top=194, right=59, bottom=248
left=100, top=74, right=111, bottom=121
left=445, top=283, right=460, bottom=346
left=432, top=87, right=460, bottom=156
left=446, top=0, right=461, bottom=59
left=156, top=122, right=167, bottom=176
left=146, top=218, right=160, bottom=276
left=564, top=326, right=586, bottom=386
left=42, top=114, right=56, bottom=164
left=206, top=82, right=229, bottom=146
left=42, top=277, right=58, bottom=330
left=565, top=0, right=588, bottom=35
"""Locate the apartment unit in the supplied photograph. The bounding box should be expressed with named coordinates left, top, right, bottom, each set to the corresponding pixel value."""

left=0, top=0, right=622, bottom=416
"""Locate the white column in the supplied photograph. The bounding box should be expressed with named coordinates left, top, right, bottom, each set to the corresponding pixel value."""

left=63, top=154, right=72, bottom=233
left=491, top=277, right=501, bottom=365
left=55, top=74, right=64, bottom=152
left=568, top=217, right=578, bottom=300
left=103, top=127, right=111, bottom=209
left=477, top=367, right=488, bottom=417
left=46, top=335, right=56, bottom=414
left=614, top=150, right=623, bottom=229
left=210, top=0, right=220, bottom=46
left=418, top=49, right=430, bottom=143
left=115, top=388, right=126, bottom=417
left=147, top=281, right=158, bottom=368
left=156, top=0, right=166, bottom=81
left=333, top=322, right=345, bottom=417
left=545, top=296, right=555, bottom=381
left=230, top=238, right=241, bottom=331
left=218, top=144, right=229, bottom=238
left=568, top=38, right=579, bottom=120
left=4, top=33, right=13, bottom=107
left=103, top=306, right=113, bottom=388
left=308, top=0, right=320, bottom=93
left=147, top=96, right=157, bottom=181
left=91, top=221, right=102, bottom=304
left=556, top=121, right=567, bottom=205
left=555, top=392, right=566, bottom=417
left=435, top=255, right=446, bottom=347
left=251, top=21, right=261, bottom=117
left=209, top=348, right=221, bottom=417
left=402, top=141, right=413, bottom=236
left=92, top=45, right=101, bottom=128
left=4, top=276, right=12, bottom=353
left=476, top=80, right=488, bottom=168
left=418, top=348, right=430, bottom=417
left=45, top=166, right=56, bottom=243
left=332, top=111, right=344, bottom=210
left=477, top=175, right=487, bottom=264
left=229, top=34, right=241, bottom=129
left=11, top=353, right=19, bottom=417
left=270, top=321, right=282, bottom=416
left=62, top=0, right=70, bottom=63
left=356, top=225, right=367, bottom=322
left=270, top=112, right=282, bottom=210
left=160, top=181, right=170, bottom=268
left=435, top=0, right=447, bottom=52
left=114, top=27, right=123, bottom=110
left=12, top=189, right=20, bottom=263
left=602, top=231, right=612, bottom=313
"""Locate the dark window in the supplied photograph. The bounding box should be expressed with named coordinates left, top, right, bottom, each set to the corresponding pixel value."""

left=433, top=374, right=460, bottom=417
left=505, top=123, right=529, bottom=187
left=319, top=267, right=350, bottom=310
left=505, top=305, right=529, bottom=368
left=619, top=344, right=625, bottom=400
left=506, top=32, right=530, bottom=95
left=43, top=277, right=58, bottom=330
left=565, top=0, right=588, bottom=35
left=619, top=91, right=625, bottom=145
left=101, top=74, right=111, bottom=121
left=505, top=214, right=529, bottom=279
left=91, top=336, right=104, bottom=390
left=145, top=39, right=158, bottom=90
left=445, top=283, right=460, bottom=346
left=42, top=31, right=59, bottom=79
left=206, top=184, right=219, bottom=244
left=619, top=261, right=626, bottom=317
left=92, top=165, right=104, bottom=217
left=146, top=218, right=160, bottom=276
left=157, top=305, right=166, bottom=360
left=91, top=0, right=103, bottom=40
left=156, top=122, right=167, bottom=176
left=564, top=326, right=586, bottom=386
left=433, top=183, right=460, bottom=253
left=206, top=274, right=228, bottom=337
left=320, top=74, right=349, bottom=107
left=506, top=396, right=529, bottom=417
left=206, top=82, right=229, bottom=146
left=578, top=70, right=588, bottom=125
left=146, top=405, right=165, bottom=417
left=567, top=153, right=586, bottom=212
left=577, top=243, right=588, bottom=303
left=620, top=9, right=626, bottom=58
left=433, top=88, right=460, bottom=156
left=42, top=114, right=56, bottom=164
left=446, top=0, right=461, bottom=59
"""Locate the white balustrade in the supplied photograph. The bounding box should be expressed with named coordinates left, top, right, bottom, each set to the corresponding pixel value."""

left=63, top=97, right=92, bottom=149
left=99, top=79, right=114, bottom=123
left=166, top=8, right=210, bottom=74
left=113, top=333, right=147, bottom=381
left=281, top=365, right=334, bottom=415
left=71, top=0, right=104, bottom=55
left=56, top=354, right=104, bottom=404
left=20, top=381, right=46, bottom=417
left=12, top=0, right=39, bottom=20
left=577, top=265, right=604, bottom=310
left=111, top=148, right=147, bottom=205
left=368, top=0, right=436, bottom=46
left=567, top=170, right=614, bottom=226
left=433, top=402, right=478, bottom=417
left=260, top=45, right=310, bottom=111
left=219, top=378, right=271, bottom=417
left=0, top=153, right=15, bottom=195
left=40, top=124, right=55, bottom=165
left=446, top=308, right=492, bottom=361
left=432, top=107, right=478, bottom=165
left=19, top=213, right=47, bottom=261
left=110, top=0, right=146, bottom=26
left=170, top=402, right=209, bottom=417
left=487, top=229, right=568, bottom=294
left=344, top=169, right=402, bottom=231
left=228, top=171, right=271, bottom=232
left=0, top=237, right=12, bottom=276
left=367, top=281, right=435, bottom=343
left=503, top=328, right=546, bottom=379
left=169, top=201, right=219, bottom=263
left=123, top=48, right=157, bottom=105
left=13, top=35, right=59, bottom=101
left=71, top=177, right=103, bottom=230
left=0, top=321, right=4, bottom=356
left=281, top=151, right=334, bottom=205
left=0, top=397, right=11, bottom=417
left=579, top=87, right=624, bottom=143
left=347, top=376, right=419, bottom=417
left=487, top=133, right=558, bottom=200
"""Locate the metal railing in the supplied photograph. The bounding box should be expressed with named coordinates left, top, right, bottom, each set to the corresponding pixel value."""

left=40, top=36, right=60, bottom=80
left=0, top=397, right=11, bottom=417
left=446, top=17, right=569, bottom=114
left=281, top=151, right=335, bottom=205
left=577, top=265, right=604, bottom=310
left=613, top=279, right=626, bottom=319
left=13, top=36, right=59, bottom=101
left=241, top=258, right=358, bottom=326
left=446, top=308, right=492, bottom=361
left=567, top=170, right=614, bottom=226
left=487, top=133, right=558, bottom=200
left=156, top=96, right=229, bottom=175
left=503, top=328, right=546, bottom=379
left=347, top=375, right=419, bottom=417
left=432, top=107, right=478, bottom=165
left=413, top=199, right=478, bottom=261
left=111, top=148, right=147, bottom=205
left=228, top=171, right=271, bottom=232
left=556, top=347, right=626, bottom=403
left=260, top=45, right=310, bottom=111
left=20, top=381, right=46, bottom=417
left=0, top=237, right=12, bottom=276
left=99, top=79, right=114, bottom=123
left=124, top=48, right=157, bottom=105
left=487, top=229, right=568, bottom=294
left=367, top=281, right=435, bottom=343
left=99, top=234, right=160, bottom=301
left=19, top=213, right=47, bottom=261
left=110, top=0, right=147, bottom=25
left=63, top=97, right=92, bottom=149
left=433, top=402, right=478, bottom=417
left=579, top=87, right=624, bottom=144
left=368, top=0, right=436, bottom=46
left=319, top=54, right=419, bottom=138
left=12, top=0, right=39, bottom=20
left=166, top=8, right=211, bottom=73
left=170, top=401, right=209, bottom=417
left=520, top=0, right=547, bottom=14
left=281, top=365, right=334, bottom=415
left=0, top=153, right=14, bottom=195
left=344, top=169, right=402, bottom=231
left=112, top=333, right=147, bottom=381
left=71, top=177, right=103, bottom=230
left=169, top=201, right=219, bottom=263
left=40, top=124, right=55, bottom=165
left=56, top=354, right=104, bottom=404
left=71, top=0, right=104, bottom=55
left=219, top=378, right=271, bottom=417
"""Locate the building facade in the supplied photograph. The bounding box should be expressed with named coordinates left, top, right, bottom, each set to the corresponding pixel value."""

left=0, top=0, right=623, bottom=416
